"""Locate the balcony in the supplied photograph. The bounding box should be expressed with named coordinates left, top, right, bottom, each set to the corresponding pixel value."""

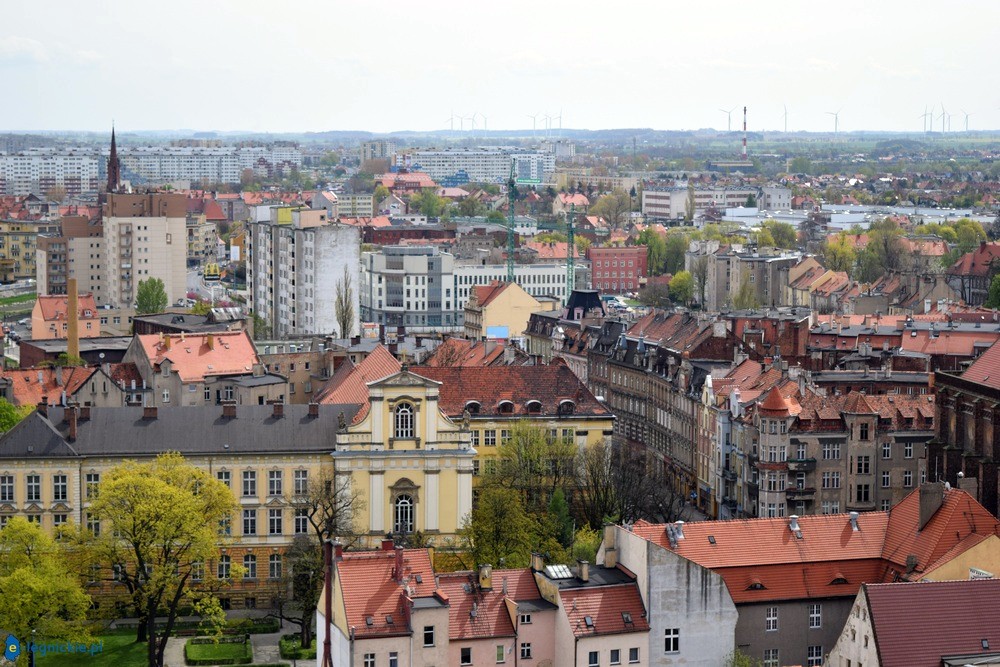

left=786, top=458, right=817, bottom=472
left=722, top=468, right=738, bottom=482
left=786, top=487, right=816, bottom=501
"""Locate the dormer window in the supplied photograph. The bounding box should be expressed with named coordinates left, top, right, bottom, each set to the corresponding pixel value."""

left=558, top=400, right=576, bottom=416
left=498, top=400, right=515, bottom=415
left=525, top=400, right=542, bottom=414
left=464, top=400, right=481, bottom=415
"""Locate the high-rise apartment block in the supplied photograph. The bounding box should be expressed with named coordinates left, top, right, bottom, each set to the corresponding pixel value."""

left=360, top=139, right=396, bottom=162
left=408, top=147, right=554, bottom=185
left=247, top=206, right=360, bottom=337
left=102, top=193, right=188, bottom=308
left=0, top=149, right=100, bottom=196
left=36, top=216, right=104, bottom=300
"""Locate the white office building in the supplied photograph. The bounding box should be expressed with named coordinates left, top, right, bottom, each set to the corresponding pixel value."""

left=360, top=245, right=586, bottom=333
left=408, top=147, right=554, bottom=185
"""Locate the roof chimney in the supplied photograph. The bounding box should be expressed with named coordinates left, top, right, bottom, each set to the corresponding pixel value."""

left=789, top=515, right=801, bottom=532
left=394, top=545, right=404, bottom=584
left=207, top=334, right=215, bottom=350
left=478, top=564, right=493, bottom=590
left=271, top=401, right=284, bottom=419
left=38, top=395, right=48, bottom=417
left=674, top=520, right=685, bottom=540
left=308, top=402, right=319, bottom=418
left=530, top=552, right=544, bottom=572
left=577, top=560, right=590, bottom=583
left=143, top=406, right=157, bottom=420
left=381, top=538, right=395, bottom=552
left=918, top=482, right=945, bottom=530
left=67, top=278, right=80, bottom=361
left=222, top=401, right=236, bottom=419
left=55, top=364, right=63, bottom=387
left=79, top=406, right=90, bottom=421
left=849, top=511, right=860, bottom=532
left=333, top=542, right=344, bottom=561
left=66, top=406, right=78, bottom=441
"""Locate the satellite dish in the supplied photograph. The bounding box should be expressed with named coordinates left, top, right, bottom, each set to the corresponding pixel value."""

left=957, top=471, right=964, bottom=479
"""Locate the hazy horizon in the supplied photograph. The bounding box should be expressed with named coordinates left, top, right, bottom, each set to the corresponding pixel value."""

left=2, top=0, right=998, bottom=134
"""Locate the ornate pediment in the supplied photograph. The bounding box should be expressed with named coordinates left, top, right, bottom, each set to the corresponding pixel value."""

left=370, top=370, right=440, bottom=389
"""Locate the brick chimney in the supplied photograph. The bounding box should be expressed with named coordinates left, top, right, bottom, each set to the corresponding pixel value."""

left=394, top=545, right=405, bottom=583
left=79, top=406, right=91, bottom=421
left=271, top=401, right=284, bottom=419
left=918, top=482, right=945, bottom=530
left=577, top=560, right=590, bottom=583
left=38, top=396, right=48, bottom=418
left=143, top=406, right=158, bottom=420
left=206, top=333, right=215, bottom=350
left=66, top=406, right=78, bottom=441
left=381, top=538, right=395, bottom=551
left=222, top=401, right=236, bottom=419
left=67, top=278, right=80, bottom=361
left=308, top=402, right=319, bottom=418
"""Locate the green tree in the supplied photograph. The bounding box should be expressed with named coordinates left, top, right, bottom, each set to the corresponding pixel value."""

left=590, top=189, right=631, bottom=228
left=319, top=151, right=340, bottom=167
left=685, top=182, right=696, bottom=222
left=410, top=189, right=446, bottom=218
left=725, top=648, right=763, bottom=667
left=460, top=486, right=537, bottom=568
left=638, top=229, right=667, bottom=275
left=250, top=311, right=271, bottom=340
left=823, top=233, right=857, bottom=274
left=755, top=227, right=775, bottom=247
left=89, top=453, right=238, bottom=667
left=457, top=197, right=484, bottom=217
left=985, top=275, right=1000, bottom=309
left=733, top=276, right=759, bottom=310
left=0, top=517, right=91, bottom=647
left=189, top=300, right=212, bottom=316
left=856, top=218, right=907, bottom=283
left=489, top=421, right=576, bottom=512
left=664, top=234, right=689, bottom=275
left=692, top=255, right=709, bottom=306
left=763, top=220, right=798, bottom=249
left=789, top=156, right=812, bottom=174
left=335, top=266, right=355, bottom=339
left=745, top=193, right=757, bottom=207
left=135, top=277, right=168, bottom=315
left=486, top=210, right=505, bottom=223
left=373, top=184, right=390, bottom=204
left=548, top=488, right=574, bottom=549
left=669, top=270, right=694, bottom=305
left=638, top=283, right=672, bottom=308
left=0, top=398, right=32, bottom=433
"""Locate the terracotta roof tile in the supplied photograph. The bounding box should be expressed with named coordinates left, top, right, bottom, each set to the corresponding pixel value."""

left=414, top=365, right=611, bottom=419
left=959, top=339, right=1000, bottom=388
left=865, top=579, right=1000, bottom=667
left=136, top=331, right=259, bottom=383
left=437, top=572, right=516, bottom=640
left=337, top=548, right=437, bottom=639
left=1, top=366, right=97, bottom=407
left=35, top=293, right=99, bottom=322
left=315, top=345, right=401, bottom=422
left=559, top=584, right=650, bottom=638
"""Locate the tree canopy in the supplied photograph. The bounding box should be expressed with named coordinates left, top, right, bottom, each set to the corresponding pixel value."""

left=88, top=453, right=237, bottom=667
left=135, top=277, right=168, bottom=315
left=669, top=270, right=694, bottom=305
left=589, top=189, right=631, bottom=228
left=0, top=398, right=32, bottom=433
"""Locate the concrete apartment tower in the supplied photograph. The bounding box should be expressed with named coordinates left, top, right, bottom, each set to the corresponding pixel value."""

left=102, top=193, right=188, bottom=308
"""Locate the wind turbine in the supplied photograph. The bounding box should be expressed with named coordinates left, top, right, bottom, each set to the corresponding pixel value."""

left=937, top=104, right=947, bottom=133
left=465, top=114, right=476, bottom=133
left=543, top=114, right=553, bottom=140
left=825, top=109, right=842, bottom=134
left=919, top=106, right=929, bottom=132
left=445, top=111, right=457, bottom=131
left=527, top=113, right=540, bottom=140
left=961, top=109, right=971, bottom=132
left=719, top=107, right=736, bottom=132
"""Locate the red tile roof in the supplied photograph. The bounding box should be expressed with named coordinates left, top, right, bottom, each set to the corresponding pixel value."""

left=469, top=281, right=512, bottom=309
left=523, top=241, right=581, bottom=260
left=948, top=242, right=1000, bottom=278
left=35, top=293, right=99, bottom=322
left=315, top=345, right=401, bottom=421
left=1, top=366, right=97, bottom=407
left=559, top=584, right=650, bottom=638
left=423, top=338, right=506, bottom=367
left=437, top=572, right=516, bottom=640
left=757, top=386, right=801, bottom=417
left=414, top=364, right=611, bottom=419
left=557, top=193, right=590, bottom=207
left=958, top=339, right=1000, bottom=389
left=337, top=548, right=437, bottom=639
left=136, top=331, right=259, bottom=383
left=864, top=579, right=1000, bottom=667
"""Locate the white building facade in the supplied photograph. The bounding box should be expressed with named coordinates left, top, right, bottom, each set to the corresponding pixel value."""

left=409, top=147, right=554, bottom=184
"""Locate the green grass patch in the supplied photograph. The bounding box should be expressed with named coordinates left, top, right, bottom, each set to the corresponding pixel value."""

left=35, top=629, right=147, bottom=667
left=185, top=637, right=253, bottom=665
left=279, top=634, right=317, bottom=659
left=0, top=292, right=35, bottom=306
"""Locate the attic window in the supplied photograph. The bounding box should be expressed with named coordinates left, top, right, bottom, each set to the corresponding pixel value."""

left=746, top=579, right=766, bottom=590
left=385, top=614, right=394, bottom=626
left=621, top=611, right=633, bottom=625
left=525, top=400, right=542, bottom=414
left=415, top=574, right=423, bottom=584
left=830, top=576, right=848, bottom=585
left=708, top=535, right=716, bottom=545
left=365, top=615, right=374, bottom=627
left=558, top=399, right=576, bottom=416
left=498, top=400, right=515, bottom=414
left=464, top=401, right=481, bottom=415
left=584, top=616, right=594, bottom=629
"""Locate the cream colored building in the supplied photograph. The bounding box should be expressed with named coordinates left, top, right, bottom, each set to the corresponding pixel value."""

left=103, top=193, right=188, bottom=308
left=463, top=280, right=543, bottom=340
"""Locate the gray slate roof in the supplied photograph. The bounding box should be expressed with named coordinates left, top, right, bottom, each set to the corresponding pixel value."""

left=0, top=404, right=361, bottom=460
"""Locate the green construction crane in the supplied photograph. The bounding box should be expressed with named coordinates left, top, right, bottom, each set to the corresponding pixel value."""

left=506, top=159, right=517, bottom=282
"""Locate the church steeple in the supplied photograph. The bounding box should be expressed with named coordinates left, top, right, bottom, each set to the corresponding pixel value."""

left=107, top=125, right=121, bottom=194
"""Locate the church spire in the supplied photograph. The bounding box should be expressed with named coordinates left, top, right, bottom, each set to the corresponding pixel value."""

left=107, top=124, right=121, bottom=194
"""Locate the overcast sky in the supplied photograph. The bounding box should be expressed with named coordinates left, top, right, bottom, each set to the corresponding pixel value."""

left=2, top=0, right=997, bottom=134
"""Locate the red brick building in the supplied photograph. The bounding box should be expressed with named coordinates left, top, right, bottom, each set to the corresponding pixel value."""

left=587, top=246, right=647, bottom=294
